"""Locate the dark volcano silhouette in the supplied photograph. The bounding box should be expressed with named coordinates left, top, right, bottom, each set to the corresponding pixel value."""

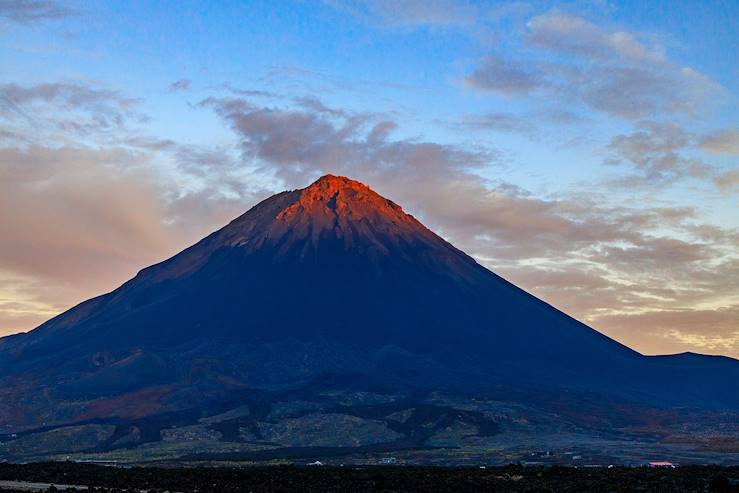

left=1, top=175, right=738, bottom=439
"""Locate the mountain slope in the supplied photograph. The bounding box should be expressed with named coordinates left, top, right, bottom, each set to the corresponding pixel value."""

left=0, top=175, right=738, bottom=461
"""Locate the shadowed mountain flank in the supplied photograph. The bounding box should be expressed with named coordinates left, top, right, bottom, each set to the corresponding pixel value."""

left=0, top=175, right=737, bottom=461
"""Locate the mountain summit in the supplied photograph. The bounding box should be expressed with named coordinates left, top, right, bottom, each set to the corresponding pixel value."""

left=274, top=174, right=416, bottom=233
left=215, top=174, right=452, bottom=259
left=1, top=175, right=737, bottom=463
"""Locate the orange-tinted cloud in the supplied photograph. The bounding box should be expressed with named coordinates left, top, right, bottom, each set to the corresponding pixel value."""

left=0, top=145, right=181, bottom=335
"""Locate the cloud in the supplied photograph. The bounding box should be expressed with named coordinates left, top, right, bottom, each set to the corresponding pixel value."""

left=0, top=0, right=74, bottom=24
left=168, top=79, right=191, bottom=92
left=605, top=121, right=714, bottom=184
left=574, top=64, right=723, bottom=121
left=0, top=82, right=145, bottom=139
left=293, top=95, right=351, bottom=118
left=422, top=7, right=729, bottom=195
left=714, top=169, right=739, bottom=193
left=526, top=10, right=663, bottom=62
left=0, top=146, right=176, bottom=278
left=459, top=112, right=537, bottom=136
left=498, top=243, right=739, bottom=357
left=202, top=96, right=491, bottom=190
left=326, top=0, right=477, bottom=29
left=0, top=273, right=81, bottom=336
left=0, top=82, right=138, bottom=115
left=222, top=84, right=277, bottom=99
left=465, top=10, right=723, bottom=122
left=700, top=128, right=739, bottom=156
left=0, top=145, right=185, bottom=334
left=604, top=121, right=739, bottom=191
left=454, top=109, right=585, bottom=140
left=463, top=55, right=544, bottom=96
left=591, top=236, right=713, bottom=272
left=593, top=305, right=739, bottom=356
left=579, top=66, right=680, bottom=120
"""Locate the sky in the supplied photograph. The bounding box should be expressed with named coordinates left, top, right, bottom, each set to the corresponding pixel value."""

left=0, top=0, right=737, bottom=357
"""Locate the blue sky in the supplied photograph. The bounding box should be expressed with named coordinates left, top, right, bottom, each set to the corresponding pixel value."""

left=0, top=0, right=737, bottom=357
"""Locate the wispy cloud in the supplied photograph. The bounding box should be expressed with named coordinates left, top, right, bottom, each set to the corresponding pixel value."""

left=326, top=0, right=478, bottom=29
left=605, top=121, right=712, bottom=184
left=0, top=0, right=75, bottom=24
left=464, top=10, right=724, bottom=121
left=526, top=10, right=664, bottom=62
left=464, top=55, right=545, bottom=96
left=700, top=128, right=739, bottom=156
left=593, top=306, right=739, bottom=355
left=714, top=169, right=739, bottom=193
left=459, top=112, right=537, bottom=137
left=0, top=82, right=138, bottom=115
left=168, top=79, right=191, bottom=92
left=0, top=82, right=146, bottom=139
left=603, top=121, right=739, bottom=190
left=0, top=145, right=176, bottom=333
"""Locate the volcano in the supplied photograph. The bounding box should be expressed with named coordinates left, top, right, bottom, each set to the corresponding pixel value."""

left=1, top=175, right=737, bottom=464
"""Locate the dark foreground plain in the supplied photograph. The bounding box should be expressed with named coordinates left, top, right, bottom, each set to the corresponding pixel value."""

left=0, top=463, right=738, bottom=493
